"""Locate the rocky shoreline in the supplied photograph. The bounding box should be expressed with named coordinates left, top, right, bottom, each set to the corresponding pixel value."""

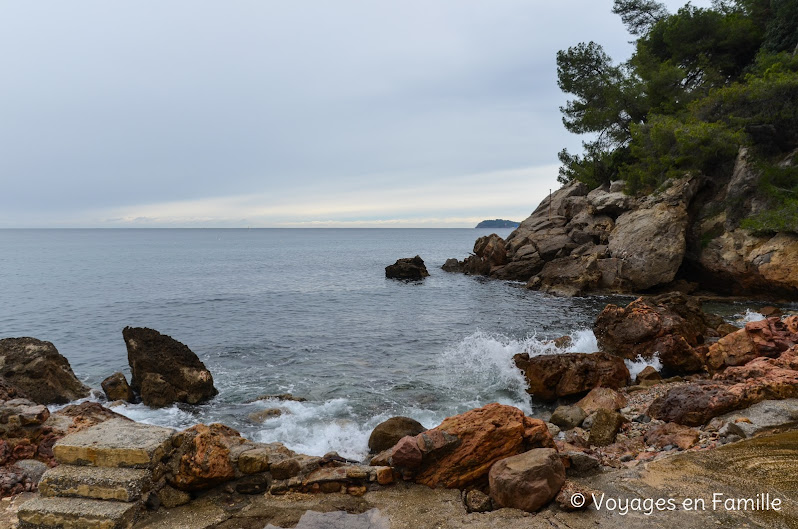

left=2, top=293, right=798, bottom=527
left=443, top=150, right=798, bottom=300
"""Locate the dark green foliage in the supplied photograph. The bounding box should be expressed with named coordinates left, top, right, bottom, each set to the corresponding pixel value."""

left=556, top=0, right=798, bottom=224
left=741, top=158, right=798, bottom=233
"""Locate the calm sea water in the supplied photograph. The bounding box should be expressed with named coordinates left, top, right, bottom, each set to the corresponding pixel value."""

left=0, top=229, right=763, bottom=459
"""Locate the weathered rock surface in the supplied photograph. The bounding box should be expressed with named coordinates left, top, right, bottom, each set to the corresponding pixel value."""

left=643, top=422, right=700, bottom=450
left=456, top=148, right=798, bottom=298
left=0, top=338, right=90, bottom=405
left=574, top=387, right=627, bottom=415
left=514, top=352, right=630, bottom=401
left=387, top=403, right=554, bottom=489
left=649, top=346, right=798, bottom=425
left=706, top=315, right=798, bottom=372
left=385, top=256, right=429, bottom=280
left=488, top=448, right=565, bottom=512
left=549, top=406, right=586, bottom=431
left=587, top=409, right=626, bottom=447
left=594, top=293, right=719, bottom=374
left=368, top=417, right=425, bottom=454
left=123, top=327, right=217, bottom=408
left=101, top=372, right=135, bottom=403
left=169, top=423, right=245, bottom=491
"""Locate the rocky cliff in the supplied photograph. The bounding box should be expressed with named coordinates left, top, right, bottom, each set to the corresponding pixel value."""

left=450, top=148, right=798, bottom=299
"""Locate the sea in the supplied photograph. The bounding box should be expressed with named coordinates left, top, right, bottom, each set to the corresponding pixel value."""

left=0, top=228, right=770, bottom=460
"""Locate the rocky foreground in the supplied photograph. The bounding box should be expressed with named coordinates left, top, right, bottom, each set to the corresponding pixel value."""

left=2, top=295, right=798, bottom=527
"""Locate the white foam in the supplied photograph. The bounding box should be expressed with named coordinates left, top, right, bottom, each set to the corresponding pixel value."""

left=624, top=354, right=662, bottom=381
left=439, top=331, right=539, bottom=413
left=566, top=329, right=599, bottom=353
left=740, top=309, right=766, bottom=323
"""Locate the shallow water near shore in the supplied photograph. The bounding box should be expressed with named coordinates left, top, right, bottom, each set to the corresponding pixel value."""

left=0, top=228, right=783, bottom=460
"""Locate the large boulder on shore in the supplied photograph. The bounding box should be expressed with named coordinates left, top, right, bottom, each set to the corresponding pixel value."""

left=707, top=316, right=798, bottom=372
left=385, top=256, right=430, bottom=280
left=513, top=352, right=630, bottom=401
left=648, top=346, right=798, bottom=426
left=386, top=403, right=554, bottom=489
left=0, top=338, right=90, bottom=405
left=488, top=448, right=565, bottom=512
left=123, top=327, right=218, bottom=408
left=368, top=417, right=426, bottom=454
left=462, top=234, right=507, bottom=276
left=169, top=423, right=246, bottom=491
left=594, top=293, right=719, bottom=375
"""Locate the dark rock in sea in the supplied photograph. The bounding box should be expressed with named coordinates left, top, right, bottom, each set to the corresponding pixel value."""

left=123, top=327, right=218, bottom=408
left=441, top=258, right=463, bottom=273
left=513, top=352, right=630, bottom=401
left=101, top=372, right=135, bottom=403
left=0, top=338, right=90, bottom=405
left=462, top=234, right=507, bottom=276
left=594, top=292, right=719, bottom=375
left=385, top=256, right=429, bottom=280
left=368, top=416, right=426, bottom=454
left=475, top=219, right=520, bottom=229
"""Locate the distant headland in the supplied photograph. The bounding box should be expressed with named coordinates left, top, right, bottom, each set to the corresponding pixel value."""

left=475, top=219, right=519, bottom=229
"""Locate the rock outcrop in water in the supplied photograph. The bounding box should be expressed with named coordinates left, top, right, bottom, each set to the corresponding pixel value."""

left=122, top=327, right=218, bottom=408
left=385, top=256, right=430, bottom=280
left=0, top=338, right=90, bottom=405
left=513, top=352, right=630, bottom=401
left=450, top=149, right=798, bottom=298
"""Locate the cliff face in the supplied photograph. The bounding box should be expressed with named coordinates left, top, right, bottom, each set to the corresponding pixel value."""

left=455, top=148, right=798, bottom=299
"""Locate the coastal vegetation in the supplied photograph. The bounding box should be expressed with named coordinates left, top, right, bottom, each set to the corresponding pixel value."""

left=556, top=0, right=798, bottom=233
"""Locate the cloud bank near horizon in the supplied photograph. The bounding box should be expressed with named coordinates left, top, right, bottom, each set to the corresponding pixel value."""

left=0, top=0, right=708, bottom=228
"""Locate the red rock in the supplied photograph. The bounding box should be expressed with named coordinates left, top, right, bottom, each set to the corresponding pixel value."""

left=488, top=448, right=565, bottom=512
left=575, top=388, right=627, bottom=415
left=514, top=352, right=629, bottom=401
left=707, top=316, right=798, bottom=372
left=390, top=436, right=423, bottom=469
left=593, top=293, right=716, bottom=374
left=649, top=347, right=798, bottom=426
left=643, top=423, right=700, bottom=450
left=171, top=423, right=246, bottom=491
left=556, top=480, right=595, bottom=511
left=391, top=403, right=554, bottom=489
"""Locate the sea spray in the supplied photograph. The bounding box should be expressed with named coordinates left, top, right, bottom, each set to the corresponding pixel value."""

left=624, top=354, right=663, bottom=381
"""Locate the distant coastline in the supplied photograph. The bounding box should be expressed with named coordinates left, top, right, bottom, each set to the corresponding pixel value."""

left=475, top=219, right=519, bottom=229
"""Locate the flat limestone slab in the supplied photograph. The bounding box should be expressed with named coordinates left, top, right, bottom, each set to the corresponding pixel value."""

left=17, top=496, right=140, bottom=529
left=54, top=419, right=175, bottom=468
left=39, top=465, right=152, bottom=502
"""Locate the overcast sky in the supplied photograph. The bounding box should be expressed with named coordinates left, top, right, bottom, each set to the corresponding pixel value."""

left=0, top=0, right=707, bottom=228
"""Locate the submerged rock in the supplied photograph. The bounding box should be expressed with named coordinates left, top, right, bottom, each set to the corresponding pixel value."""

left=123, top=327, right=218, bottom=408
left=0, top=338, right=90, bottom=405
left=385, top=256, right=430, bottom=280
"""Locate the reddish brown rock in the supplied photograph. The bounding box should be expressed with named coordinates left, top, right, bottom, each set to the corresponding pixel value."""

left=644, top=423, right=700, bottom=450
left=389, top=403, right=554, bottom=489
left=488, top=448, right=565, bottom=512
left=514, top=352, right=630, bottom=401
left=0, top=378, right=25, bottom=401
left=708, top=317, right=798, bottom=372
left=575, top=387, right=627, bottom=415
left=170, top=423, right=246, bottom=491
left=556, top=480, right=595, bottom=511
left=593, top=293, right=717, bottom=374
left=649, top=347, right=798, bottom=426
left=635, top=366, right=663, bottom=385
